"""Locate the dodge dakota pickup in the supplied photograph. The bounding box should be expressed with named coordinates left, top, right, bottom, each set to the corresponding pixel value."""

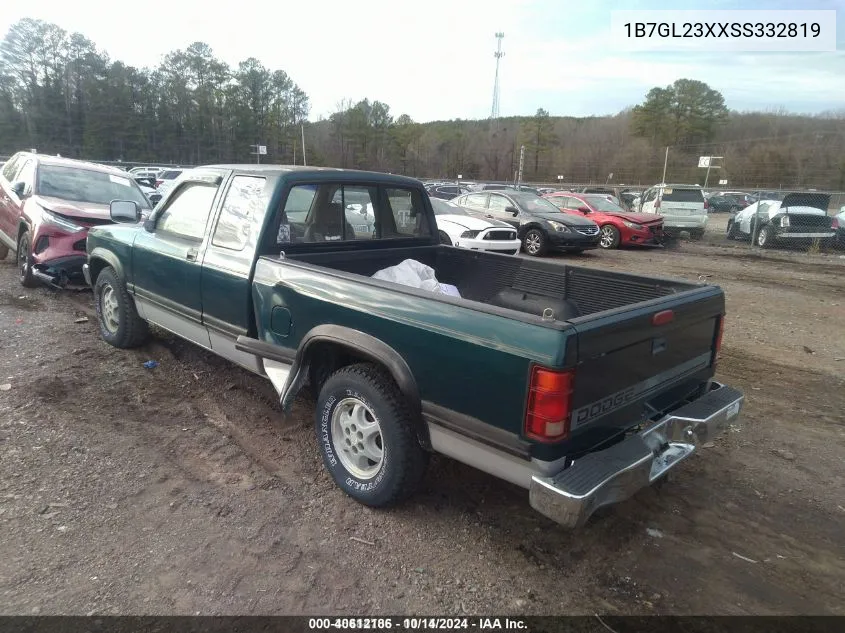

left=83, top=165, right=744, bottom=528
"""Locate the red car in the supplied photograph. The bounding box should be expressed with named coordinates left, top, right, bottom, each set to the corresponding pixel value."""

left=0, top=152, right=151, bottom=288
left=543, top=192, right=664, bottom=249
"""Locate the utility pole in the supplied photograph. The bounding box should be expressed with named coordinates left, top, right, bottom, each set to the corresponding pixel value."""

left=490, top=33, right=505, bottom=127
left=301, top=123, right=307, bottom=167
left=661, top=147, right=669, bottom=184
left=703, top=156, right=723, bottom=189
left=517, top=145, right=525, bottom=191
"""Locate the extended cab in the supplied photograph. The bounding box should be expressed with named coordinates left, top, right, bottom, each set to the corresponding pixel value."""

left=84, top=166, right=744, bottom=528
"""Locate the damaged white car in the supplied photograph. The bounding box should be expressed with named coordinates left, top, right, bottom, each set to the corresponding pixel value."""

left=430, top=197, right=521, bottom=255
left=727, top=192, right=835, bottom=248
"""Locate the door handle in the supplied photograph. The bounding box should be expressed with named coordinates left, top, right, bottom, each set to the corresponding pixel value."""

left=486, top=214, right=493, bottom=218
left=186, top=248, right=198, bottom=262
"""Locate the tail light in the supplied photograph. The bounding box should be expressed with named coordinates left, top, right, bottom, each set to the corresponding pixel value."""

left=833, top=217, right=840, bottom=229
left=524, top=366, right=574, bottom=443
left=703, top=199, right=709, bottom=210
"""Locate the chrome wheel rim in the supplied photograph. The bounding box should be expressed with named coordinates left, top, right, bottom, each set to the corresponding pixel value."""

left=599, top=226, right=616, bottom=248
left=525, top=232, right=541, bottom=254
left=757, top=229, right=766, bottom=246
left=100, top=285, right=120, bottom=333
left=331, top=397, right=383, bottom=480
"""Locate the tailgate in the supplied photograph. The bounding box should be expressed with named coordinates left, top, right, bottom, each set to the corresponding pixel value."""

left=566, top=287, right=723, bottom=452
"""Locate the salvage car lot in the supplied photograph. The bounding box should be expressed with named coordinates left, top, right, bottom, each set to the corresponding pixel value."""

left=1, top=230, right=844, bottom=615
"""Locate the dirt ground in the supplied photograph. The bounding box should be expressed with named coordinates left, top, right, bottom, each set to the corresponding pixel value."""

left=1, top=219, right=843, bottom=616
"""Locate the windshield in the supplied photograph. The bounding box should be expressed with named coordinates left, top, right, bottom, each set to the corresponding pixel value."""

left=584, top=195, right=626, bottom=213
left=510, top=193, right=562, bottom=214
left=430, top=198, right=467, bottom=216
left=37, top=165, right=150, bottom=207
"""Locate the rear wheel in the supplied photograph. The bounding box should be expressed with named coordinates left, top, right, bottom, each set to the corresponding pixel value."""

left=315, top=363, right=428, bottom=507
left=599, top=225, right=621, bottom=249
left=522, top=229, right=547, bottom=257
left=17, top=231, right=37, bottom=288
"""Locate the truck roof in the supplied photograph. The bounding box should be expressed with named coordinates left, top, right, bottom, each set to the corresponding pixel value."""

left=200, top=164, right=423, bottom=187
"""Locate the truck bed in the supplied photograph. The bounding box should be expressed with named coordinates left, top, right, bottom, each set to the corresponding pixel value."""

left=284, top=245, right=697, bottom=321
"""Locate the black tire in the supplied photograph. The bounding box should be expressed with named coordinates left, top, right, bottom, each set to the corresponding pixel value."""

left=0, top=242, right=8, bottom=260
left=726, top=220, right=740, bottom=240
left=598, top=224, right=621, bottom=249
left=522, top=228, right=548, bottom=257
left=315, top=363, right=428, bottom=508
left=438, top=230, right=452, bottom=246
left=93, top=266, right=150, bottom=348
left=756, top=224, right=774, bottom=249
left=17, top=231, right=37, bottom=288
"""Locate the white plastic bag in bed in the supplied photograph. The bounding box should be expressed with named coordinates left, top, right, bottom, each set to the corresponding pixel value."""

left=372, top=259, right=461, bottom=297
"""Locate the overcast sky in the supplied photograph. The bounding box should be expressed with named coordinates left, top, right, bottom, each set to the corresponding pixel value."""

left=2, top=0, right=843, bottom=122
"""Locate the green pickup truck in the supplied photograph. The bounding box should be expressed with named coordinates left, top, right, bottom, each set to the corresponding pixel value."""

left=83, top=165, right=744, bottom=528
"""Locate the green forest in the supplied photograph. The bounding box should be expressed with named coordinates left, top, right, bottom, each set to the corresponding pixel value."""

left=2, top=18, right=844, bottom=188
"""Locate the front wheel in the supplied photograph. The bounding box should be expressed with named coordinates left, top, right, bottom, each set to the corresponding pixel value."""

left=726, top=220, right=740, bottom=240
left=756, top=224, right=774, bottom=248
left=438, top=230, right=452, bottom=246
left=599, top=224, right=621, bottom=249
left=94, top=266, right=150, bottom=348
left=17, top=231, right=37, bottom=288
left=315, top=363, right=428, bottom=508
left=522, top=229, right=548, bottom=257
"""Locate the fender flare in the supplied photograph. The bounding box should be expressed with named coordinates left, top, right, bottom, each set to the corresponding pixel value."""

left=282, top=325, right=419, bottom=409
left=280, top=325, right=427, bottom=447
left=87, top=247, right=127, bottom=284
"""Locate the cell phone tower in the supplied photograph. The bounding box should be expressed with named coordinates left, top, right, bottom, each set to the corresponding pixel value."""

left=490, top=32, right=505, bottom=126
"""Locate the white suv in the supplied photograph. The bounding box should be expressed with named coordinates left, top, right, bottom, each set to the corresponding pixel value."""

left=638, top=184, right=708, bottom=239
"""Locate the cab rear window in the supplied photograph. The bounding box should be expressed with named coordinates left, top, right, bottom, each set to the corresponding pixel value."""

left=662, top=189, right=704, bottom=203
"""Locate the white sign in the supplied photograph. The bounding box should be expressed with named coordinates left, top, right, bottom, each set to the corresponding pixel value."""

left=258, top=145, right=267, bottom=155
left=698, top=156, right=711, bottom=168
left=457, top=174, right=462, bottom=179
left=719, top=179, right=728, bottom=185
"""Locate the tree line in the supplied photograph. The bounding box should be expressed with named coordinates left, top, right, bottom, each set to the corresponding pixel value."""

left=2, top=18, right=844, bottom=189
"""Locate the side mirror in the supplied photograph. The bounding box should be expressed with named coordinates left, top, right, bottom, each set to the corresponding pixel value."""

left=578, top=206, right=591, bottom=214
left=109, top=200, right=141, bottom=224
left=505, top=205, right=519, bottom=216
left=11, top=181, right=25, bottom=197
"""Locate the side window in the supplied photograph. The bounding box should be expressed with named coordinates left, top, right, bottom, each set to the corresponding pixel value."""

left=487, top=194, right=510, bottom=211
left=564, top=197, right=583, bottom=210
left=464, top=193, right=488, bottom=208
left=15, top=160, right=36, bottom=194
left=1, top=155, right=21, bottom=182
left=644, top=189, right=657, bottom=203
left=383, top=187, right=431, bottom=238
left=156, top=183, right=218, bottom=241
left=212, top=176, right=267, bottom=251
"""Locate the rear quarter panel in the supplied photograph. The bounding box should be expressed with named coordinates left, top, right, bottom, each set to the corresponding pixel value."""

left=251, top=258, right=571, bottom=442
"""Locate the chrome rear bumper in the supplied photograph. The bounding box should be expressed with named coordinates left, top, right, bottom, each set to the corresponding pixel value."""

left=529, top=382, right=743, bottom=528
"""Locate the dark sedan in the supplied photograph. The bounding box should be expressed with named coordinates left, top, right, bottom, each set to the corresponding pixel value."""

left=707, top=194, right=747, bottom=213
left=451, top=190, right=601, bottom=256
